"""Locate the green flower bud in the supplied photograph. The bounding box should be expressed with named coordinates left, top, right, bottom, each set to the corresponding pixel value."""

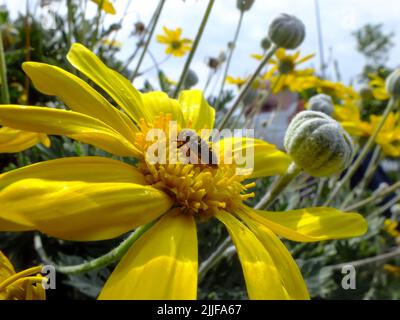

left=284, top=111, right=354, bottom=177
left=260, top=37, right=271, bottom=51
left=236, top=0, right=255, bottom=12
left=386, top=69, right=400, bottom=97
left=268, top=14, right=306, bottom=50
left=184, top=69, right=199, bottom=89
left=391, top=204, right=400, bottom=216
left=359, top=84, right=374, bottom=101
left=308, top=94, right=334, bottom=116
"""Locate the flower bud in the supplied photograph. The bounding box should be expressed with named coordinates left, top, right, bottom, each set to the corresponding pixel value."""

left=308, top=94, right=334, bottom=116
left=260, top=37, right=271, bottom=51
left=268, top=14, right=305, bottom=50
left=391, top=204, right=400, bottom=216
left=359, top=84, right=373, bottom=101
left=207, top=57, right=220, bottom=70
left=284, top=111, right=354, bottom=177
left=184, top=69, right=199, bottom=89
left=386, top=69, right=400, bottom=98
left=236, top=0, right=255, bottom=12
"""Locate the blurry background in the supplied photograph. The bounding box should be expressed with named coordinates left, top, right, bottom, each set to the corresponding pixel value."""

left=2, top=0, right=400, bottom=88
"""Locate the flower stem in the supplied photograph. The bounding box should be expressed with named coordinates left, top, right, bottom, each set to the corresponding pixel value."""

left=256, top=162, right=302, bottom=210
left=0, top=28, right=10, bottom=104
left=324, top=97, right=398, bottom=206
left=217, top=45, right=278, bottom=130
left=217, top=10, right=244, bottom=104
left=344, top=180, right=400, bottom=212
left=173, top=0, right=215, bottom=98
left=91, top=0, right=105, bottom=49
left=131, top=0, right=166, bottom=82
left=198, top=238, right=235, bottom=282
left=39, top=221, right=157, bottom=275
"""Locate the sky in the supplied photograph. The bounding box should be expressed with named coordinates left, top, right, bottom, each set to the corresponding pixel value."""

left=3, top=0, right=400, bottom=91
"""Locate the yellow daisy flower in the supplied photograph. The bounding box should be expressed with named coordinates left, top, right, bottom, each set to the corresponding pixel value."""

left=156, top=27, right=192, bottom=57
left=333, top=101, right=372, bottom=138
left=90, top=0, right=116, bottom=15
left=369, top=73, right=390, bottom=101
left=372, top=113, right=400, bottom=157
left=263, top=48, right=315, bottom=93
left=384, top=219, right=400, bottom=238
left=0, top=251, right=46, bottom=300
left=0, top=126, right=50, bottom=153
left=226, top=75, right=247, bottom=88
left=0, top=43, right=367, bottom=300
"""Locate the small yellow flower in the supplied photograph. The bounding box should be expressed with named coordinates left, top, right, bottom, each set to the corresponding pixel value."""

left=156, top=27, right=192, bottom=57
left=0, top=251, right=46, bottom=300
left=383, top=219, right=400, bottom=238
left=369, top=73, right=390, bottom=101
left=226, top=75, right=247, bottom=88
left=90, top=0, right=116, bottom=15
left=263, top=49, right=315, bottom=93
left=101, top=38, right=122, bottom=48
left=0, top=44, right=367, bottom=300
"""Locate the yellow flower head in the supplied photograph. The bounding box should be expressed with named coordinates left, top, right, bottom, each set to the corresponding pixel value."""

left=263, top=49, right=315, bottom=93
left=90, top=0, right=116, bottom=15
left=369, top=73, right=390, bottom=101
left=226, top=75, right=247, bottom=88
left=0, top=251, right=46, bottom=300
left=156, top=27, right=192, bottom=57
left=384, top=219, right=400, bottom=238
left=0, top=44, right=368, bottom=300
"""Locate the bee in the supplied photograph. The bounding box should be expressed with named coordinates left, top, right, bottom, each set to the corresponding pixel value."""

left=177, top=130, right=218, bottom=168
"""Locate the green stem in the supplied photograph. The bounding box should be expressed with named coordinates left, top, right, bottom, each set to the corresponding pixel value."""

left=0, top=26, right=10, bottom=104
left=324, top=97, right=398, bottom=206
left=217, top=10, right=244, bottom=103
left=344, top=180, right=400, bottom=212
left=91, top=0, right=105, bottom=49
left=312, top=178, right=326, bottom=207
left=327, top=248, right=400, bottom=270
left=256, top=162, right=302, bottom=210
left=48, top=221, right=156, bottom=274
left=173, top=0, right=215, bottom=98
left=66, top=0, right=74, bottom=48
left=340, top=145, right=381, bottom=210
left=131, top=0, right=166, bottom=82
left=198, top=238, right=234, bottom=282
left=218, top=45, right=278, bottom=130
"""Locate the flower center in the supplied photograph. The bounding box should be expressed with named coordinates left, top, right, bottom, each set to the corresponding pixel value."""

left=171, top=41, right=182, bottom=50
left=278, top=58, right=295, bottom=74
left=134, top=114, right=255, bottom=218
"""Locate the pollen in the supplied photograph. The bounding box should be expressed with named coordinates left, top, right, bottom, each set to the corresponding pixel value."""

left=134, top=113, right=255, bottom=218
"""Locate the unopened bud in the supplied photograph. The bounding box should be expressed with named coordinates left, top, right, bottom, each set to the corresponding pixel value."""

left=268, top=14, right=306, bottom=50
left=284, top=111, right=354, bottom=177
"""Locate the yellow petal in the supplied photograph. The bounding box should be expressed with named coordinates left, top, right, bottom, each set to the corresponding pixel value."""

left=0, top=127, right=47, bottom=153
left=0, top=251, right=16, bottom=283
left=178, top=90, right=215, bottom=131
left=67, top=43, right=151, bottom=124
left=215, top=137, right=291, bottom=178
left=275, top=48, right=286, bottom=60
left=90, top=0, right=116, bottom=14
left=22, top=62, right=136, bottom=143
left=238, top=211, right=310, bottom=299
left=142, top=92, right=185, bottom=126
left=244, top=206, right=368, bottom=243
left=216, top=210, right=289, bottom=300
left=99, top=210, right=198, bottom=300
left=0, top=105, right=140, bottom=157
left=0, top=157, right=173, bottom=241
